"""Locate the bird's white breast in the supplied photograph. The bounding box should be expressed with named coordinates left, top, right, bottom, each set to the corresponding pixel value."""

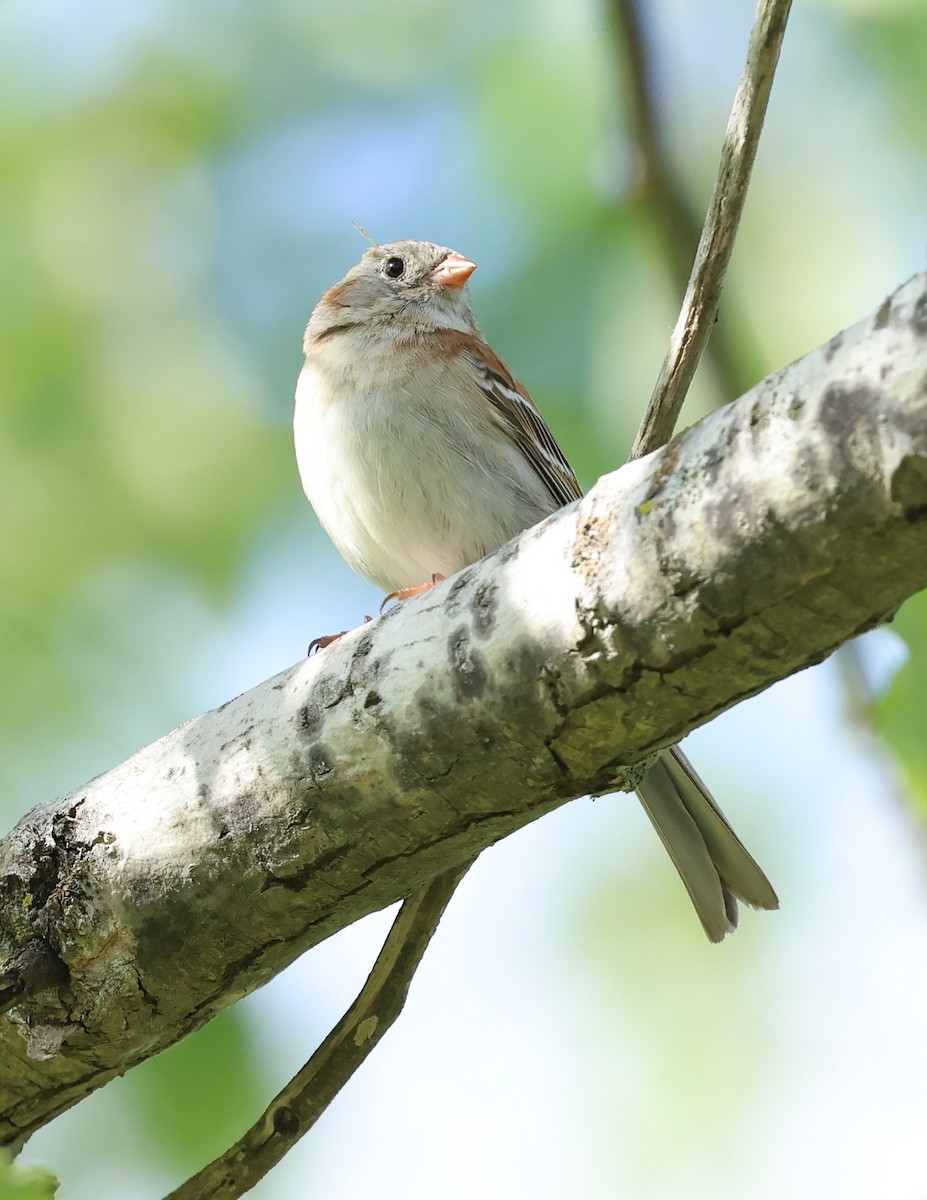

left=294, top=335, right=556, bottom=593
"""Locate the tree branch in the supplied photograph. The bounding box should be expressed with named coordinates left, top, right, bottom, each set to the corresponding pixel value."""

left=631, top=0, right=793, bottom=457
left=2, top=270, right=926, bottom=1147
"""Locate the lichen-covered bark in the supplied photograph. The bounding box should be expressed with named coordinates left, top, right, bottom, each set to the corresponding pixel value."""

left=2, top=271, right=926, bottom=1145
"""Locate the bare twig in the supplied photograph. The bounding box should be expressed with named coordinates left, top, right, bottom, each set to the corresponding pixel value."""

left=165, top=861, right=472, bottom=1200
left=630, top=0, right=793, bottom=459
left=606, top=0, right=766, bottom=408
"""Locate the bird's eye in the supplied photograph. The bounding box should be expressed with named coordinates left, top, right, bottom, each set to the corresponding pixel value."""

left=383, top=256, right=405, bottom=279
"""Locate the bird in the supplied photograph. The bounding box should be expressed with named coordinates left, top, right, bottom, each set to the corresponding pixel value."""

left=294, top=238, right=778, bottom=941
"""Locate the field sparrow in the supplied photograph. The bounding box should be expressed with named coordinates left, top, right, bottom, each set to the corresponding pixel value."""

left=294, top=239, right=777, bottom=941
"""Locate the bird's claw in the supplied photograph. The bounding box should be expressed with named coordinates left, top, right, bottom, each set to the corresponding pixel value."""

left=380, top=574, right=446, bottom=613
left=307, top=615, right=375, bottom=656
left=307, top=632, right=348, bottom=655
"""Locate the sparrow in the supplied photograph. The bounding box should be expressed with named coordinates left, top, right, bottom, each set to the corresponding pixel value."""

left=294, top=239, right=778, bottom=941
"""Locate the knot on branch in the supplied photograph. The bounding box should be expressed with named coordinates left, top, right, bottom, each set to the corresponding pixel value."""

left=0, top=939, right=68, bottom=1016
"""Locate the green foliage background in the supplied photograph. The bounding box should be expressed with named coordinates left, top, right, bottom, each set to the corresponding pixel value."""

left=2, top=0, right=926, bottom=1197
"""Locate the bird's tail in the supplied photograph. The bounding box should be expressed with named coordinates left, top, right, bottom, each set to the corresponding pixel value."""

left=636, top=746, right=778, bottom=942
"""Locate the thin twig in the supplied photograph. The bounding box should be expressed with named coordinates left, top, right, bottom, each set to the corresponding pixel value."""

left=606, top=0, right=766, bottom=408
left=630, top=0, right=793, bottom=459
left=165, top=861, right=473, bottom=1200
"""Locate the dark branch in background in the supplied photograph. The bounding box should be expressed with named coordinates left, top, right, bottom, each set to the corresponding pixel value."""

left=607, top=0, right=700, bottom=283
left=605, top=0, right=766, bottom=405
left=161, top=4, right=795, bottom=1196
left=629, top=0, right=793, bottom=458
left=165, top=862, right=472, bottom=1200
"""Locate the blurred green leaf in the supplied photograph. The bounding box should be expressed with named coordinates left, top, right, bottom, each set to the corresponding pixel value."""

left=0, top=1152, right=58, bottom=1200
left=0, top=35, right=292, bottom=750
left=125, top=1007, right=266, bottom=1175
left=844, top=6, right=927, bottom=149
left=873, top=592, right=927, bottom=814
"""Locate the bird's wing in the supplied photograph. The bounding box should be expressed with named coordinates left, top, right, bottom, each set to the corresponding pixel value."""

left=430, top=330, right=583, bottom=509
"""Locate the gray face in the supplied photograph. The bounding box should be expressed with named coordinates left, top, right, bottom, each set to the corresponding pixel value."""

left=353, top=240, right=453, bottom=295
left=307, top=239, right=479, bottom=339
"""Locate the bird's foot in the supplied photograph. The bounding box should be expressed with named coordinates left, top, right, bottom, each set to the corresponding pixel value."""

left=308, top=631, right=348, bottom=654
left=380, top=574, right=446, bottom=613
left=307, top=615, right=374, bottom=656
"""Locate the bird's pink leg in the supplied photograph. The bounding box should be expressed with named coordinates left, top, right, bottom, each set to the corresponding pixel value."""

left=380, top=573, right=446, bottom=612
left=308, top=615, right=374, bottom=655
left=310, top=573, right=447, bottom=654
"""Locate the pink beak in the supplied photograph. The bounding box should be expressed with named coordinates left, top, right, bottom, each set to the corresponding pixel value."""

left=432, top=251, right=477, bottom=289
